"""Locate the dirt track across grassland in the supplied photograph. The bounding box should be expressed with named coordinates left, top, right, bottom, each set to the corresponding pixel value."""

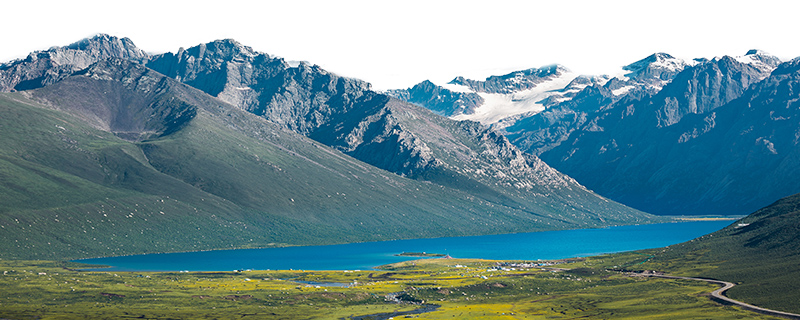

left=642, top=274, right=800, bottom=319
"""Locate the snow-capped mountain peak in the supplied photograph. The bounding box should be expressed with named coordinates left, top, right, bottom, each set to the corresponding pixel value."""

left=733, top=49, right=782, bottom=74
left=451, top=70, right=579, bottom=124
left=621, top=52, right=693, bottom=86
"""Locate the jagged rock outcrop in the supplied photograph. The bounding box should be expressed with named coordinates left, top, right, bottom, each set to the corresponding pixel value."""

left=622, top=53, right=691, bottom=89
left=651, top=55, right=774, bottom=127
left=385, top=80, right=484, bottom=116
left=147, top=40, right=379, bottom=135
left=0, top=34, right=147, bottom=91
left=450, top=65, right=569, bottom=94
left=144, top=39, right=652, bottom=224
left=537, top=55, right=793, bottom=216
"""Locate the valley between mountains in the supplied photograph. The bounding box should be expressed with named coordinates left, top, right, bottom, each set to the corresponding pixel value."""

left=2, top=34, right=800, bottom=319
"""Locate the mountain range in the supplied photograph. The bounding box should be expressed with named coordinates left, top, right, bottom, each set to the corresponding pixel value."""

left=394, top=50, right=799, bottom=216
left=0, top=35, right=655, bottom=260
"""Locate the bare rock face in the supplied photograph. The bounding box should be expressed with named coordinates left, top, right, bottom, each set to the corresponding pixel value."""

left=538, top=57, right=796, bottom=216
left=652, top=55, right=774, bottom=127
left=622, top=53, right=690, bottom=89
left=0, top=34, right=147, bottom=92
left=147, top=40, right=378, bottom=135
left=449, top=65, right=569, bottom=94
left=28, top=58, right=196, bottom=142
left=147, top=40, right=442, bottom=177
left=145, top=39, right=639, bottom=221
left=385, top=80, right=484, bottom=117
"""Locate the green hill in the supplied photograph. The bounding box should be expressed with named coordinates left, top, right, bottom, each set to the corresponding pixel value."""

left=636, top=193, right=800, bottom=314
left=0, top=58, right=656, bottom=260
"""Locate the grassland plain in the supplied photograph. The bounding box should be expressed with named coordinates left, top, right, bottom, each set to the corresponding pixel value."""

left=0, top=255, right=780, bottom=319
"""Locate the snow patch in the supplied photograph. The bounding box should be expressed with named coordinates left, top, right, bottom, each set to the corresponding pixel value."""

left=452, top=72, right=578, bottom=124
left=612, top=85, right=634, bottom=96
left=286, top=60, right=306, bottom=68
left=440, top=82, right=474, bottom=93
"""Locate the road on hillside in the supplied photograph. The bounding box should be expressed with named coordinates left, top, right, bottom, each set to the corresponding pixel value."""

left=643, top=274, right=800, bottom=320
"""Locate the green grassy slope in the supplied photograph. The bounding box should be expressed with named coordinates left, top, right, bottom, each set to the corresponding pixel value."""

left=634, top=193, right=800, bottom=314
left=0, top=60, right=657, bottom=261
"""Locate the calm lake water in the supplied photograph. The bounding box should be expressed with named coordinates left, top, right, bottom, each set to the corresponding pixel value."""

left=76, top=220, right=731, bottom=271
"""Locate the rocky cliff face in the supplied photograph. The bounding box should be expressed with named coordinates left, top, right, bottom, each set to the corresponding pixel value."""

left=651, top=55, right=774, bottom=127
left=0, top=34, right=147, bottom=92
left=143, top=39, right=648, bottom=223
left=503, top=84, right=622, bottom=155
left=147, top=40, right=379, bottom=135
left=385, top=80, right=484, bottom=116
left=621, top=53, right=692, bottom=89
left=450, top=65, right=569, bottom=94
left=537, top=55, right=793, bottom=215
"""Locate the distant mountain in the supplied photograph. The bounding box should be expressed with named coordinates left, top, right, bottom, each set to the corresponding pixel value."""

left=620, top=52, right=693, bottom=90
left=0, top=35, right=655, bottom=260
left=393, top=50, right=796, bottom=216
left=385, top=80, right=484, bottom=117
left=477, top=53, right=694, bottom=156
left=537, top=53, right=790, bottom=216
left=387, top=65, right=579, bottom=124
left=642, top=192, right=800, bottom=314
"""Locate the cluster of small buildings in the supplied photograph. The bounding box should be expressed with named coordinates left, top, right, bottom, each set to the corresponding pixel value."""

left=496, top=261, right=559, bottom=269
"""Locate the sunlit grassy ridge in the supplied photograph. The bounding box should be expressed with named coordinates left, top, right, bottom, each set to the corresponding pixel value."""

left=0, top=257, right=779, bottom=319
left=628, top=193, right=800, bottom=314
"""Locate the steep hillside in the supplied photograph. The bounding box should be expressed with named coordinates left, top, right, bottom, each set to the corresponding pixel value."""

left=539, top=57, right=795, bottom=215
left=0, top=36, right=659, bottom=260
left=0, top=63, right=547, bottom=260
left=146, top=39, right=651, bottom=225
left=393, top=50, right=795, bottom=216
left=638, top=192, right=800, bottom=314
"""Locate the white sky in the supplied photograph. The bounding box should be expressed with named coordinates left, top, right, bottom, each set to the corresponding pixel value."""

left=1, top=0, right=798, bottom=90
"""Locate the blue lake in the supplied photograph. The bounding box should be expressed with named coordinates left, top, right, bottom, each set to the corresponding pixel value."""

left=76, top=220, right=732, bottom=272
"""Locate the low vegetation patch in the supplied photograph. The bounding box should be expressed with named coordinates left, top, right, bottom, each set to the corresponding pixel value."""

left=0, top=256, right=782, bottom=319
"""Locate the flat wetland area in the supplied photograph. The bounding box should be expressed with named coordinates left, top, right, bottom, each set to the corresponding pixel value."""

left=0, top=252, right=782, bottom=319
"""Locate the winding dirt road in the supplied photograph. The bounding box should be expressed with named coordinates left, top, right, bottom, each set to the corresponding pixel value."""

left=644, top=274, right=800, bottom=319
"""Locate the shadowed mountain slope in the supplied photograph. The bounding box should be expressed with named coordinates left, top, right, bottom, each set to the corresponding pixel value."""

left=539, top=58, right=798, bottom=215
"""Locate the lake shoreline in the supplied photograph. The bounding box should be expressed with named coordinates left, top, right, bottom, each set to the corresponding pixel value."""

left=75, top=221, right=733, bottom=272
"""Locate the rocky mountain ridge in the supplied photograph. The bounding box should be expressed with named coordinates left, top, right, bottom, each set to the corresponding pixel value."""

left=393, top=48, right=796, bottom=216
left=0, top=35, right=655, bottom=259
left=142, top=39, right=607, bottom=202
left=0, top=34, right=147, bottom=92
left=535, top=54, right=795, bottom=215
